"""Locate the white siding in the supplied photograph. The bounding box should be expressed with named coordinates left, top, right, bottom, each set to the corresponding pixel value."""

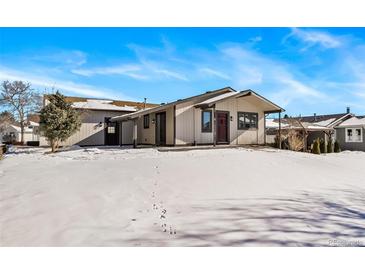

left=194, top=108, right=214, bottom=144
left=57, top=110, right=129, bottom=146
left=136, top=106, right=174, bottom=145
left=215, top=96, right=265, bottom=145
left=175, top=101, right=195, bottom=145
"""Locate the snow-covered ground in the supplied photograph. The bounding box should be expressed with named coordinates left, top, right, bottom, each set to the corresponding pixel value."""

left=1, top=146, right=365, bottom=246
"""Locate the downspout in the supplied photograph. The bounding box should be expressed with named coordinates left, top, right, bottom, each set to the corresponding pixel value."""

left=264, top=113, right=267, bottom=145
left=173, top=105, right=176, bottom=146
left=278, top=111, right=282, bottom=149
left=193, top=106, right=196, bottom=146
left=133, top=119, right=137, bottom=148
left=213, top=104, right=216, bottom=146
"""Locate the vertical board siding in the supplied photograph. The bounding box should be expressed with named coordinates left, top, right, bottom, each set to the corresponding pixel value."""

left=121, top=120, right=134, bottom=145
left=335, top=127, right=365, bottom=151
left=57, top=110, right=129, bottom=146
left=175, top=101, right=195, bottom=144
left=215, top=96, right=266, bottom=145
left=136, top=106, right=174, bottom=145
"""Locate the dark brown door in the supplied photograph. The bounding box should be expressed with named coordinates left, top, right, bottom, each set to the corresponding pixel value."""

left=105, top=118, right=119, bottom=145
left=216, top=112, right=229, bottom=143
left=155, top=112, right=166, bottom=146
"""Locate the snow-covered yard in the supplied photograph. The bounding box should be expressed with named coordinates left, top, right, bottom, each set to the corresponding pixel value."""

left=1, top=146, right=365, bottom=246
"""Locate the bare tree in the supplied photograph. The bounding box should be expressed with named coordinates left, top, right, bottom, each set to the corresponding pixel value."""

left=0, top=81, right=41, bottom=144
left=0, top=111, right=15, bottom=136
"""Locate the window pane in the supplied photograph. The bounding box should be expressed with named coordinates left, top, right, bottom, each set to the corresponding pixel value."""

left=244, top=114, right=251, bottom=128
left=202, top=111, right=211, bottom=132
left=108, top=126, right=115, bottom=134
left=251, top=113, right=258, bottom=128
left=238, top=113, right=245, bottom=129
left=144, top=114, right=149, bottom=128
left=356, top=129, right=361, bottom=141
left=347, top=129, right=353, bottom=141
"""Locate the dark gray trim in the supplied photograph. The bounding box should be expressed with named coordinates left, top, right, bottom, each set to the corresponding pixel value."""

left=155, top=111, right=167, bottom=146
left=173, top=105, right=176, bottom=146
left=215, top=110, right=230, bottom=144
left=201, top=109, right=213, bottom=133
left=238, top=90, right=285, bottom=112
left=112, top=87, right=236, bottom=121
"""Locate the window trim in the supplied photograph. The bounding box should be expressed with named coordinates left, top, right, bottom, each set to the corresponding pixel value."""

left=143, top=114, right=150, bottom=129
left=345, top=127, right=363, bottom=143
left=237, top=111, right=258, bottom=130
left=201, top=110, right=212, bottom=133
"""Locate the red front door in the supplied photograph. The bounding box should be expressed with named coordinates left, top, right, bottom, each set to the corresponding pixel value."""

left=216, top=112, right=229, bottom=143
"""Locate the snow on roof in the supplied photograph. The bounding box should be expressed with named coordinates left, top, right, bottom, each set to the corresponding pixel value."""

left=336, top=116, right=365, bottom=127
left=266, top=119, right=289, bottom=128
left=111, top=107, right=154, bottom=121
left=72, top=100, right=137, bottom=112
left=313, top=118, right=336, bottom=127
left=266, top=119, right=331, bottom=131
left=7, top=124, right=34, bottom=133
left=29, top=121, right=39, bottom=127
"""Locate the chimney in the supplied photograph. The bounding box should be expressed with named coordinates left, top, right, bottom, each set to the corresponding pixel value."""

left=346, top=107, right=350, bottom=114
left=143, top=98, right=147, bottom=109
left=314, top=113, right=317, bottom=121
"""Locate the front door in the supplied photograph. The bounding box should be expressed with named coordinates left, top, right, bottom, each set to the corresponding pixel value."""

left=155, top=112, right=166, bottom=146
left=216, top=111, right=229, bottom=144
left=105, top=117, right=119, bottom=145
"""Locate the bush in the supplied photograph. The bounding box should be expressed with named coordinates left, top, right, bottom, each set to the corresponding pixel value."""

left=334, top=140, right=341, bottom=153
left=0, top=144, right=6, bottom=159
left=319, top=138, right=327, bottom=154
left=312, top=138, right=321, bottom=154
left=327, top=139, right=333, bottom=153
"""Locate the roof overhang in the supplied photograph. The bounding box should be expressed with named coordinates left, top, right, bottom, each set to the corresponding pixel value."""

left=195, top=89, right=284, bottom=113
left=111, top=86, right=236, bottom=122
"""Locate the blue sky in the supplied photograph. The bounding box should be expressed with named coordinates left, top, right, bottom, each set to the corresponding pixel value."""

left=1, top=27, right=365, bottom=116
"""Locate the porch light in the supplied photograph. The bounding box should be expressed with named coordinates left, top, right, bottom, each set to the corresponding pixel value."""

left=230, top=116, right=233, bottom=121
left=152, top=118, right=156, bottom=124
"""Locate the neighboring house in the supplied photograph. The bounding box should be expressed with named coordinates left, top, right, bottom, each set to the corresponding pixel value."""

left=111, top=87, right=284, bottom=147
left=39, top=96, right=158, bottom=147
left=335, top=116, right=365, bottom=151
left=266, top=109, right=353, bottom=147
left=0, top=123, right=39, bottom=144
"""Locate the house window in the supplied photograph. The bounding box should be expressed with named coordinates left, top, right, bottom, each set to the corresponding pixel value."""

left=107, top=126, right=115, bottom=134
left=143, top=114, right=150, bottom=129
left=238, top=112, right=258, bottom=129
left=201, top=110, right=212, bottom=132
left=346, top=128, right=363, bottom=142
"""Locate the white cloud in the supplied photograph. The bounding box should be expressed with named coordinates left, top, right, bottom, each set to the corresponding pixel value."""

left=285, top=28, right=342, bottom=49
left=217, top=44, right=327, bottom=107
left=153, top=69, right=188, bottom=81
left=199, top=68, right=231, bottom=80
left=249, top=36, right=262, bottom=43
left=71, top=64, right=147, bottom=79
left=0, top=66, right=135, bottom=100
left=31, top=50, right=88, bottom=66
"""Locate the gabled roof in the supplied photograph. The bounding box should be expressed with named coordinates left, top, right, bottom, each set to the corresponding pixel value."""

left=299, top=113, right=350, bottom=124
left=336, top=116, right=365, bottom=128
left=72, top=100, right=137, bottom=112
left=266, top=119, right=333, bottom=132
left=4, top=124, right=34, bottom=133
left=111, top=87, right=236, bottom=121
left=195, top=89, right=284, bottom=112
left=272, top=113, right=353, bottom=128
left=43, top=95, right=159, bottom=111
